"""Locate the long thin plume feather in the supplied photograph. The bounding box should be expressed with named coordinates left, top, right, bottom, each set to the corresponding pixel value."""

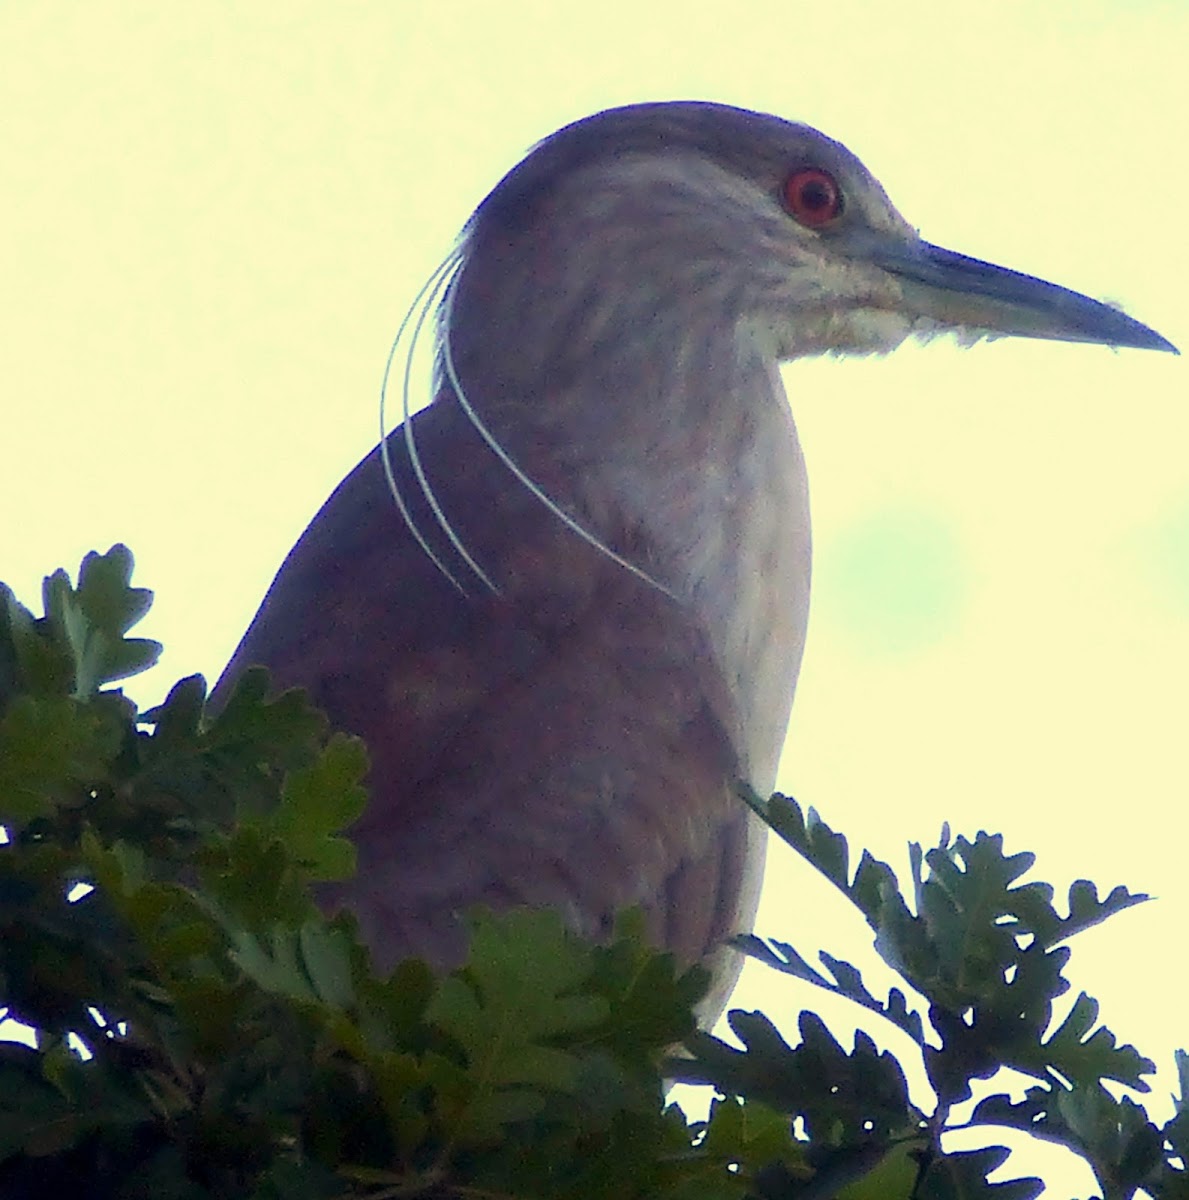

left=380, top=252, right=499, bottom=595
left=437, top=276, right=677, bottom=601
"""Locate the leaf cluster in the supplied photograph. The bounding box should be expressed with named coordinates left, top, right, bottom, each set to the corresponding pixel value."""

left=672, top=792, right=1189, bottom=1199
left=1, top=547, right=1186, bottom=1200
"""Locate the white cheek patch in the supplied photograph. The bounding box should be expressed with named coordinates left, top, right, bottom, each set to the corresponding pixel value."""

left=908, top=318, right=999, bottom=349
left=795, top=307, right=916, bottom=357
left=844, top=308, right=918, bottom=351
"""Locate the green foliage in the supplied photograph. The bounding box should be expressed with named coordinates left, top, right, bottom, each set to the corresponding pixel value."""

left=672, top=791, right=1182, bottom=1200
left=0, top=546, right=1184, bottom=1199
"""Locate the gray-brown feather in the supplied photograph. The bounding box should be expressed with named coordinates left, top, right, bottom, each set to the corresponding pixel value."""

left=217, top=399, right=779, bottom=1019
left=217, top=102, right=825, bottom=1023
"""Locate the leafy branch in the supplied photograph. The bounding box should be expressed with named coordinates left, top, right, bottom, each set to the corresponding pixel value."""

left=671, top=789, right=1182, bottom=1199
left=0, top=546, right=1185, bottom=1199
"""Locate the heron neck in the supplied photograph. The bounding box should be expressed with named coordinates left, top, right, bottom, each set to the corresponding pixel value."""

left=444, top=310, right=811, bottom=791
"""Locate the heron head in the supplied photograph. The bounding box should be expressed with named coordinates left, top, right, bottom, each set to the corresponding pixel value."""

left=460, top=101, right=1175, bottom=371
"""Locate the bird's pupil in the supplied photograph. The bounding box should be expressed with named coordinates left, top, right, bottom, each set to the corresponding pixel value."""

left=802, top=180, right=831, bottom=210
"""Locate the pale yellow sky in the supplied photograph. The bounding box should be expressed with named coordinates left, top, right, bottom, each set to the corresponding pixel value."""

left=2, top=2, right=1186, bottom=1190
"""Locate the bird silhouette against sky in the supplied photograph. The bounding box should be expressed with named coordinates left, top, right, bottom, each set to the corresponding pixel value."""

left=216, top=102, right=1174, bottom=1023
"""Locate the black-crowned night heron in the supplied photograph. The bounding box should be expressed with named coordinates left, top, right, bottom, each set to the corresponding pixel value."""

left=216, top=102, right=1174, bottom=1022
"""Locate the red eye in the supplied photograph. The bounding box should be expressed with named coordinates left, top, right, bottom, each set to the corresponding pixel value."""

left=782, top=167, right=843, bottom=227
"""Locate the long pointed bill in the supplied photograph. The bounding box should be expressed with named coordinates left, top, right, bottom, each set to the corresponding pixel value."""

left=876, top=240, right=1178, bottom=353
